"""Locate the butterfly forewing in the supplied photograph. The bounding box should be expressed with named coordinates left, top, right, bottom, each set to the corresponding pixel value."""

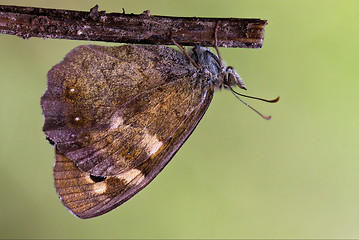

left=42, top=45, right=203, bottom=176
left=44, top=45, right=214, bottom=218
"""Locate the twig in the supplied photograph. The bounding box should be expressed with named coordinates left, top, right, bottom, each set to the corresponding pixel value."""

left=0, top=5, right=267, bottom=48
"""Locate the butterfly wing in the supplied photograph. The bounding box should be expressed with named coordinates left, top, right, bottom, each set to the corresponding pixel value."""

left=43, top=45, right=214, bottom=218
left=41, top=45, right=208, bottom=176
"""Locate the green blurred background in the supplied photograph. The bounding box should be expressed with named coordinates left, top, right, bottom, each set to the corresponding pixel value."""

left=1, top=0, right=359, bottom=238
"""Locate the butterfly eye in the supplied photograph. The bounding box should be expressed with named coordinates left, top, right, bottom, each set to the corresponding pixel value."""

left=89, top=175, right=106, bottom=183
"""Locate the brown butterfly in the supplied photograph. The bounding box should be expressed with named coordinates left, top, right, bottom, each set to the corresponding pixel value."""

left=41, top=44, right=278, bottom=219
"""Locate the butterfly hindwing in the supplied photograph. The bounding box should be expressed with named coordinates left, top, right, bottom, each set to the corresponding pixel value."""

left=53, top=88, right=213, bottom=219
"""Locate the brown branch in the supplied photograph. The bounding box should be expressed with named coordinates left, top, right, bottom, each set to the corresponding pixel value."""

left=0, top=5, right=267, bottom=48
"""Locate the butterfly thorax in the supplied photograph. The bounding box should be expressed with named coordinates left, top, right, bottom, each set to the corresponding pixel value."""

left=190, top=45, right=246, bottom=91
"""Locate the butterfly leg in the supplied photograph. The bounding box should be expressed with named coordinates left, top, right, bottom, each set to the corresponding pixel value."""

left=213, top=20, right=224, bottom=69
left=170, top=31, right=200, bottom=69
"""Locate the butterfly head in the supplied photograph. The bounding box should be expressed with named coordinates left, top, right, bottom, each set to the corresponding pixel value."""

left=190, top=45, right=279, bottom=120
left=190, top=45, right=246, bottom=91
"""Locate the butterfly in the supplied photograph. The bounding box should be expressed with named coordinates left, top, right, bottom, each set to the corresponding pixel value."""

left=41, top=43, right=278, bottom=219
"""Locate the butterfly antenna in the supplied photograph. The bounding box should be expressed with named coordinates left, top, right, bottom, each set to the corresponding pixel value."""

left=229, top=86, right=279, bottom=120
left=231, top=88, right=280, bottom=103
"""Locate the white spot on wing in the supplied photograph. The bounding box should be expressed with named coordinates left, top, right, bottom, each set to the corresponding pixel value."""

left=84, top=175, right=107, bottom=194
left=109, top=112, right=124, bottom=129
left=118, top=169, right=145, bottom=185
left=93, top=182, right=107, bottom=194
left=141, top=128, right=163, bottom=156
